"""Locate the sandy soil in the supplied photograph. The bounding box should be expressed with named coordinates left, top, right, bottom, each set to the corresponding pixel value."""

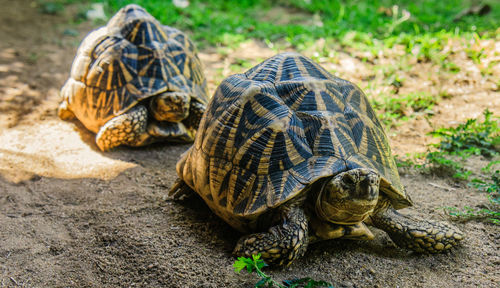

left=0, top=1, right=499, bottom=287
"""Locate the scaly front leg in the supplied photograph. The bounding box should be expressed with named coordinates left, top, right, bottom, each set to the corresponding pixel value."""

left=233, top=207, right=309, bottom=267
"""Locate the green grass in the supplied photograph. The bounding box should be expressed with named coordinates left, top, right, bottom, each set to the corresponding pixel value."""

left=424, top=109, right=499, bottom=180
left=422, top=110, right=500, bottom=224
left=430, top=109, right=500, bottom=158
left=372, top=91, right=437, bottom=127
left=393, top=111, right=499, bottom=224
left=445, top=170, right=500, bottom=224
left=395, top=110, right=500, bottom=225
left=96, top=0, right=499, bottom=50
left=45, top=0, right=500, bottom=70
left=234, top=254, right=334, bottom=288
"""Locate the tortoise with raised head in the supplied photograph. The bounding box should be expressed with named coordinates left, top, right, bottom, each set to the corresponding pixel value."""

left=58, top=4, right=209, bottom=151
left=170, top=52, right=464, bottom=266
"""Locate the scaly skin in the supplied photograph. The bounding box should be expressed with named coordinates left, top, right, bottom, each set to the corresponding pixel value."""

left=96, top=105, right=149, bottom=151
left=233, top=206, right=309, bottom=267
left=96, top=103, right=196, bottom=151
left=183, top=101, right=206, bottom=130
left=370, top=209, right=464, bottom=253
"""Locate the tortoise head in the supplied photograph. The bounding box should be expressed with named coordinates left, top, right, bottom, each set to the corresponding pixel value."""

left=149, top=91, right=191, bottom=122
left=315, top=168, right=381, bottom=225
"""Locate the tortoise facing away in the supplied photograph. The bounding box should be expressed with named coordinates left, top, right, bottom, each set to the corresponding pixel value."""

left=58, top=4, right=209, bottom=151
left=170, top=52, right=464, bottom=266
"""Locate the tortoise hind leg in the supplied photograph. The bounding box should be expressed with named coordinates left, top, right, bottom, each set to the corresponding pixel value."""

left=58, top=99, right=76, bottom=120
left=58, top=79, right=79, bottom=121
left=370, top=208, right=464, bottom=253
left=168, top=179, right=196, bottom=200
left=96, top=105, right=151, bottom=151
left=233, top=207, right=309, bottom=267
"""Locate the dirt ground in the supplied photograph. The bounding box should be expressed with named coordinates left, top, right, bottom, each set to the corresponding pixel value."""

left=1, top=1, right=499, bottom=287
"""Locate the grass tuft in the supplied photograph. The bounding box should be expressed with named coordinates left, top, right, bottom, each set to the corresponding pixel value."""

left=445, top=170, right=500, bottom=224
left=430, top=109, right=500, bottom=158
left=372, top=92, right=437, bottom=127
left=424, top=110, right=499, bottom=180
left=424, top=110, right=500, bottom=224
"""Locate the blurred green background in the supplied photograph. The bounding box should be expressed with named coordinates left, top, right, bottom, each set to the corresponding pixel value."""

left=99, top=0, right=499, bottom=48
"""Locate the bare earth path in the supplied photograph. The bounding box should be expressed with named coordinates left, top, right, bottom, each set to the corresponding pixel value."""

left=0, top=1, right=498, bottom=287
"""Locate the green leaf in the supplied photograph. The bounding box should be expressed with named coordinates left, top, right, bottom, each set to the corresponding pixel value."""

left=251, top=254, right=261, bottom=261
left=234, top=256, right=257, bottom=274
left=252, top=254, right=267, bottom=270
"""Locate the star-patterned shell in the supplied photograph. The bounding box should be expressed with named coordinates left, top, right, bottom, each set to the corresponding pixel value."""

left=178, top=52, right=411, bottom=226
left=60, top=4, right=208, bottom=133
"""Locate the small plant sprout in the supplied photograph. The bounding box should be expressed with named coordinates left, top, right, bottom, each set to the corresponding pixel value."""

left=427, top=110, right=500, bottom=224
left=448, top=170, right=500, bottom=225
left=426, top=109, right=499, bottom=180
left=233, top=254, right=334, bottom=288
left=430, top=109, right=499, bottom=157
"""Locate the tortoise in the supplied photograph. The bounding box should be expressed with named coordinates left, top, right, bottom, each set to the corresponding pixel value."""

left=170, top=52, right=464, bottom=266
left=58, top=4, right=209, bottom=151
